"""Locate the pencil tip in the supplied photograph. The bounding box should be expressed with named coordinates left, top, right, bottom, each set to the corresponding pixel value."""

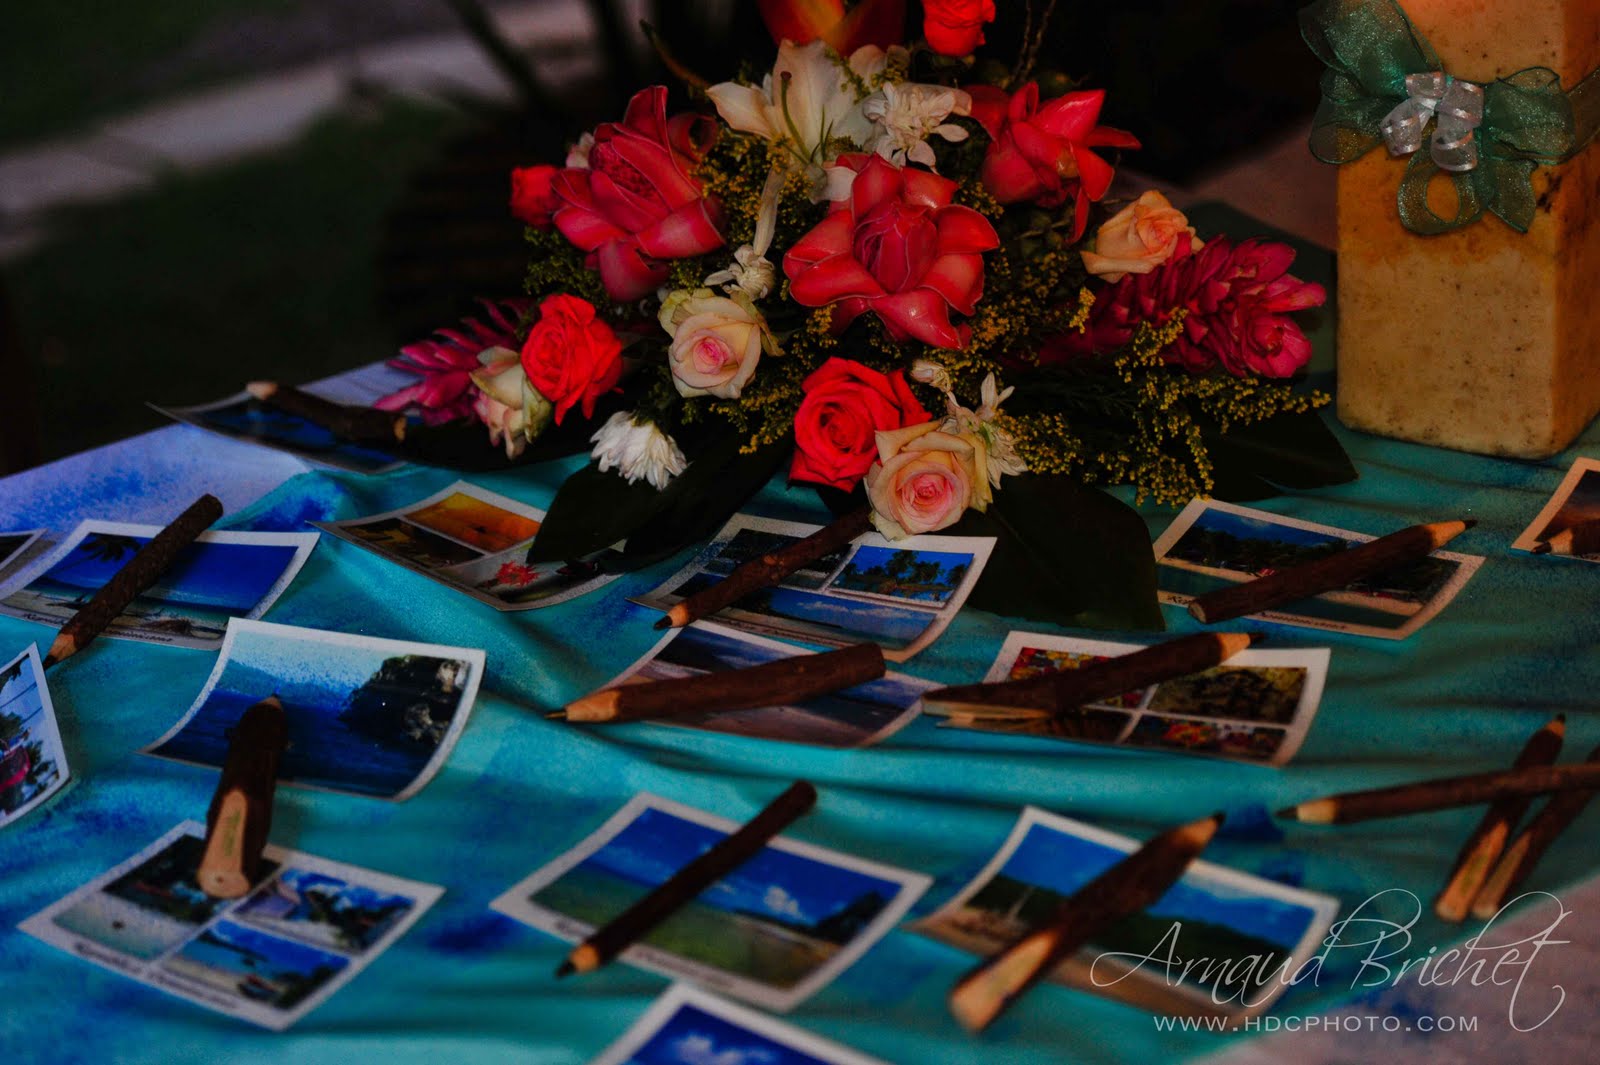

left=1244, top=630, right=1268, bottom=645
left=554, top=961, right=574, bottom=979
left=41, top=653, right=58, bottom=669
left=544, top=710, right=568, bottom=721
left=245, top=380, right=277, bottom=400
left=1272, top=806, right=1296, bottom=820
left=1461, top=518, right=1477, bottom=529
left=652, top=616, right=671, bottom=630
left=1531, top=542, right=1552, bottom=554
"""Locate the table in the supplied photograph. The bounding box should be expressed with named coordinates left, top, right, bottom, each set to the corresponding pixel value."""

left=4, top=323, right=1599, bottom=1063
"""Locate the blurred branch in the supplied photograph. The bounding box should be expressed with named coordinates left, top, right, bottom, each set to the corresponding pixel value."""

left=441, top=0, right=567, bottom=123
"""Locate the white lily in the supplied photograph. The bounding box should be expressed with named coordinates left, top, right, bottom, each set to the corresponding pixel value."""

left=707, top=41, right=886, bottom=170
left=590, top=412, right=688, bottom=490
left=704, top=166, right=785, bottom=299
left=940, top=373, right=1027, bottom=488
left=862, top=83, right=972, bottom=168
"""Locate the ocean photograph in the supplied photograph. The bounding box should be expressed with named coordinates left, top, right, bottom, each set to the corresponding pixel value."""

left=531, top=806, right=905, bottom=991
left=235, top=868, right=416, bottom=954
left=665, top=572, right=932, bottom=650
left=828, top=545, right=973, bottom=605
left=922, top=817, right=1322, bottom=1005
left=699, top=528, right=850, bottom=591
left=1, top=530, right=304, bottom=642
left=162, top=919, right=347, bottom=1011
left=631, top=626, right=923, bottom=747
left=617, top=999, right=850, bottom=1065
left=188, top=396, right=400, bottom=474
left=148, top=624, right=476, bottom=799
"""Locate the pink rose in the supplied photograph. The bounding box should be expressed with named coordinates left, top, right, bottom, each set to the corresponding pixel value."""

left=864, top=421, right=990, bottom=539
left=659, top=289, right=770, bottom=399
left=551, top=87, right=726, bottom=301
left=783, top=154, right=998, bottom=349
left=1080, top=190, right=1199, bottom=282
left=966, top=84, right=1140, bottom=240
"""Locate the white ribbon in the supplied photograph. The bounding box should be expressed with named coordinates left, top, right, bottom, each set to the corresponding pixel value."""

left=1380, top=71, right=1485, bottom=172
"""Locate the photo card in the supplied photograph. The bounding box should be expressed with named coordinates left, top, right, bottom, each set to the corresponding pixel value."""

left=1152, top=500, right=1482, bottom=640
left=939, top=631, right=1329, bottom=765
left=144, top=618, right=485, bottom=801
left=152, top=392, right=405, bottom=474
left=0, top=521, right=316, bottom=650
left=0, top=529, right=45, bottom=577
left=0, top=644, right=71, bottom=829
left=594, top=622, right=929, bottom=748
left=491, top=792, right=931, bottom=1012
left=592, top=983, right=889, bottom=1065
left=633, top=513, right=995, bottom=662
left=316, top=480, right=619, bottom=611
left=1513, top=457, right=1600, bottom=560
left=20, top=820, right=442, bottom=1030
left=911, top=806, right=1340, bottom=1020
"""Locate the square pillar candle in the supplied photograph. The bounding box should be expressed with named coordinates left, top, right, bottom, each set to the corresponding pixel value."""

left=1335, top=0, right=1600, bottom=457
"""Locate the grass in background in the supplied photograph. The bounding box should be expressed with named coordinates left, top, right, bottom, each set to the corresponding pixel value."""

left=9, top=98, right=481, bottom=463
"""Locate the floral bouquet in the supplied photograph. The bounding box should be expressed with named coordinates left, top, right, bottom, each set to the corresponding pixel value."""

left=377, top=0, right=1354, bottom=629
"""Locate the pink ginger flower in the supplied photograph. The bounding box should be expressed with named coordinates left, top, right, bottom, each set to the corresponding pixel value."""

left=1042, top=236, right=1325, bottom=378
left=376, top=298, right=532, bottom=424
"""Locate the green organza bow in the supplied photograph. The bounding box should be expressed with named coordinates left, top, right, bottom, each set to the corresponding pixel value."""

left=1300, top=0, right=1600, bottom=235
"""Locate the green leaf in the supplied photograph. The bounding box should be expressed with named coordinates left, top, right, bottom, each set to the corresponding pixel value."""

left=527, top=428, right=790, bottom=571
left=1202, top=408, right=1358, bottom=502
left=952, top=474, right=1164, bottom=632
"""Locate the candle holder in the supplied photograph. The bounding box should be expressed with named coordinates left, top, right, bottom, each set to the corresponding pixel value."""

left=1303, top=0, right=1600, bottom=457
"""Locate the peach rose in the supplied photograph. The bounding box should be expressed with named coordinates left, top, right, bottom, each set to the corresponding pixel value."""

left=659, top=289, right=773, bottom=400
left=864, top=421, right=991, bottom=539
left=1080, top=190, right=1199, bottom=283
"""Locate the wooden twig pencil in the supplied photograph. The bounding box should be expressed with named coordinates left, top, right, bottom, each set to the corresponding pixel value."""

left=654, top=507, right=873, bottom=630
left=246, top=380, right=407, bottom=445
left=1278, top=763, right=1600, bottom=825
left=553, top=643, right=884, bottom=723
left=923, top=631, right=1256, bottom=720
left=948, top=813, right=1223, bottom=1033
left=44, top=493, right=224, bottom=669
left=556, top=780, right=818, bottom=977
left=1434, top=715, right=1565, bottom=922
left=1186, top=519, right=1474, bottom=625
left=1533, top=518, right=1600, bottom=557
left=197, top=695, right=288, bottom=899
left=1471, top=743, right=1600, bottom=920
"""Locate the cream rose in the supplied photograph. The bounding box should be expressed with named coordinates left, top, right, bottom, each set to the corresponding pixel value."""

left=1080, top=190, right=1200, bottom=283
left=659, top=288, right=773, bottom=400
left=470, top=345, right=553, bottom=458
left=864, top=421, right=991, bottom=540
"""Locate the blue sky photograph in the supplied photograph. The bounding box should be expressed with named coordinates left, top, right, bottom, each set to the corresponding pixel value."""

left=998, top=824, right=1318, bottom=951
left=177, top=919, right=348, bottom=981
left=34, top=535, right=299, bottom=611
left=625, top=1001, right=840, bottom=1065
left=219, top=627, right=394, bottom=702
left=576, top=807, right=901, bottom=929
left=1183, top=510, right=1351, bottom=552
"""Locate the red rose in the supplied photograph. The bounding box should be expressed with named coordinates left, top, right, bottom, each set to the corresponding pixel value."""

left=551, top=87, right=726, bottom=301
left=510, top=164, right=560, bottom=227
left=783, top=154, right=999, bottom=349
left=923, top=0, right=995, bottom=56
left=967, top=84, right=1140, bottom=240
left=791, top=358, right=932, bottom=491
left=519, top=294, right=624, bottom=424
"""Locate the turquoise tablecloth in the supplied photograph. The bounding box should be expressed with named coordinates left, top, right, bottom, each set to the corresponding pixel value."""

left=3, top=220, right=1598, bottom=1064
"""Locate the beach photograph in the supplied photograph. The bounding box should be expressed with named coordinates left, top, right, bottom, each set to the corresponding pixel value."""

left=500, top=797, right=927, bottom=1009
left=0, top=646, right=68, bottom=827
left=0, top=523, right=313, bottom=647
left=1153, top=501, right=1477, bottom=636
left=50, top=832, right=277, bottom=960
left=162, top=919, right=348, bottom=1012
left=320, top=482, right=617, bottom=611
left=235, top=868, right=417, bottom=954
left=914, top=809, right=1336, bottom=1017
left=146, top=620, right=483, bottom=800
left=698, top=527, right=850, bottom=591
left=827, top=545, right=973, bottom=606
left=616, top=625, right=925, bottom=748
left=594, top=986, right=884, bottom=1065
left=1514, top=457, right=1600, bottom=557
left=156, top=393, right=403, bottom=474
